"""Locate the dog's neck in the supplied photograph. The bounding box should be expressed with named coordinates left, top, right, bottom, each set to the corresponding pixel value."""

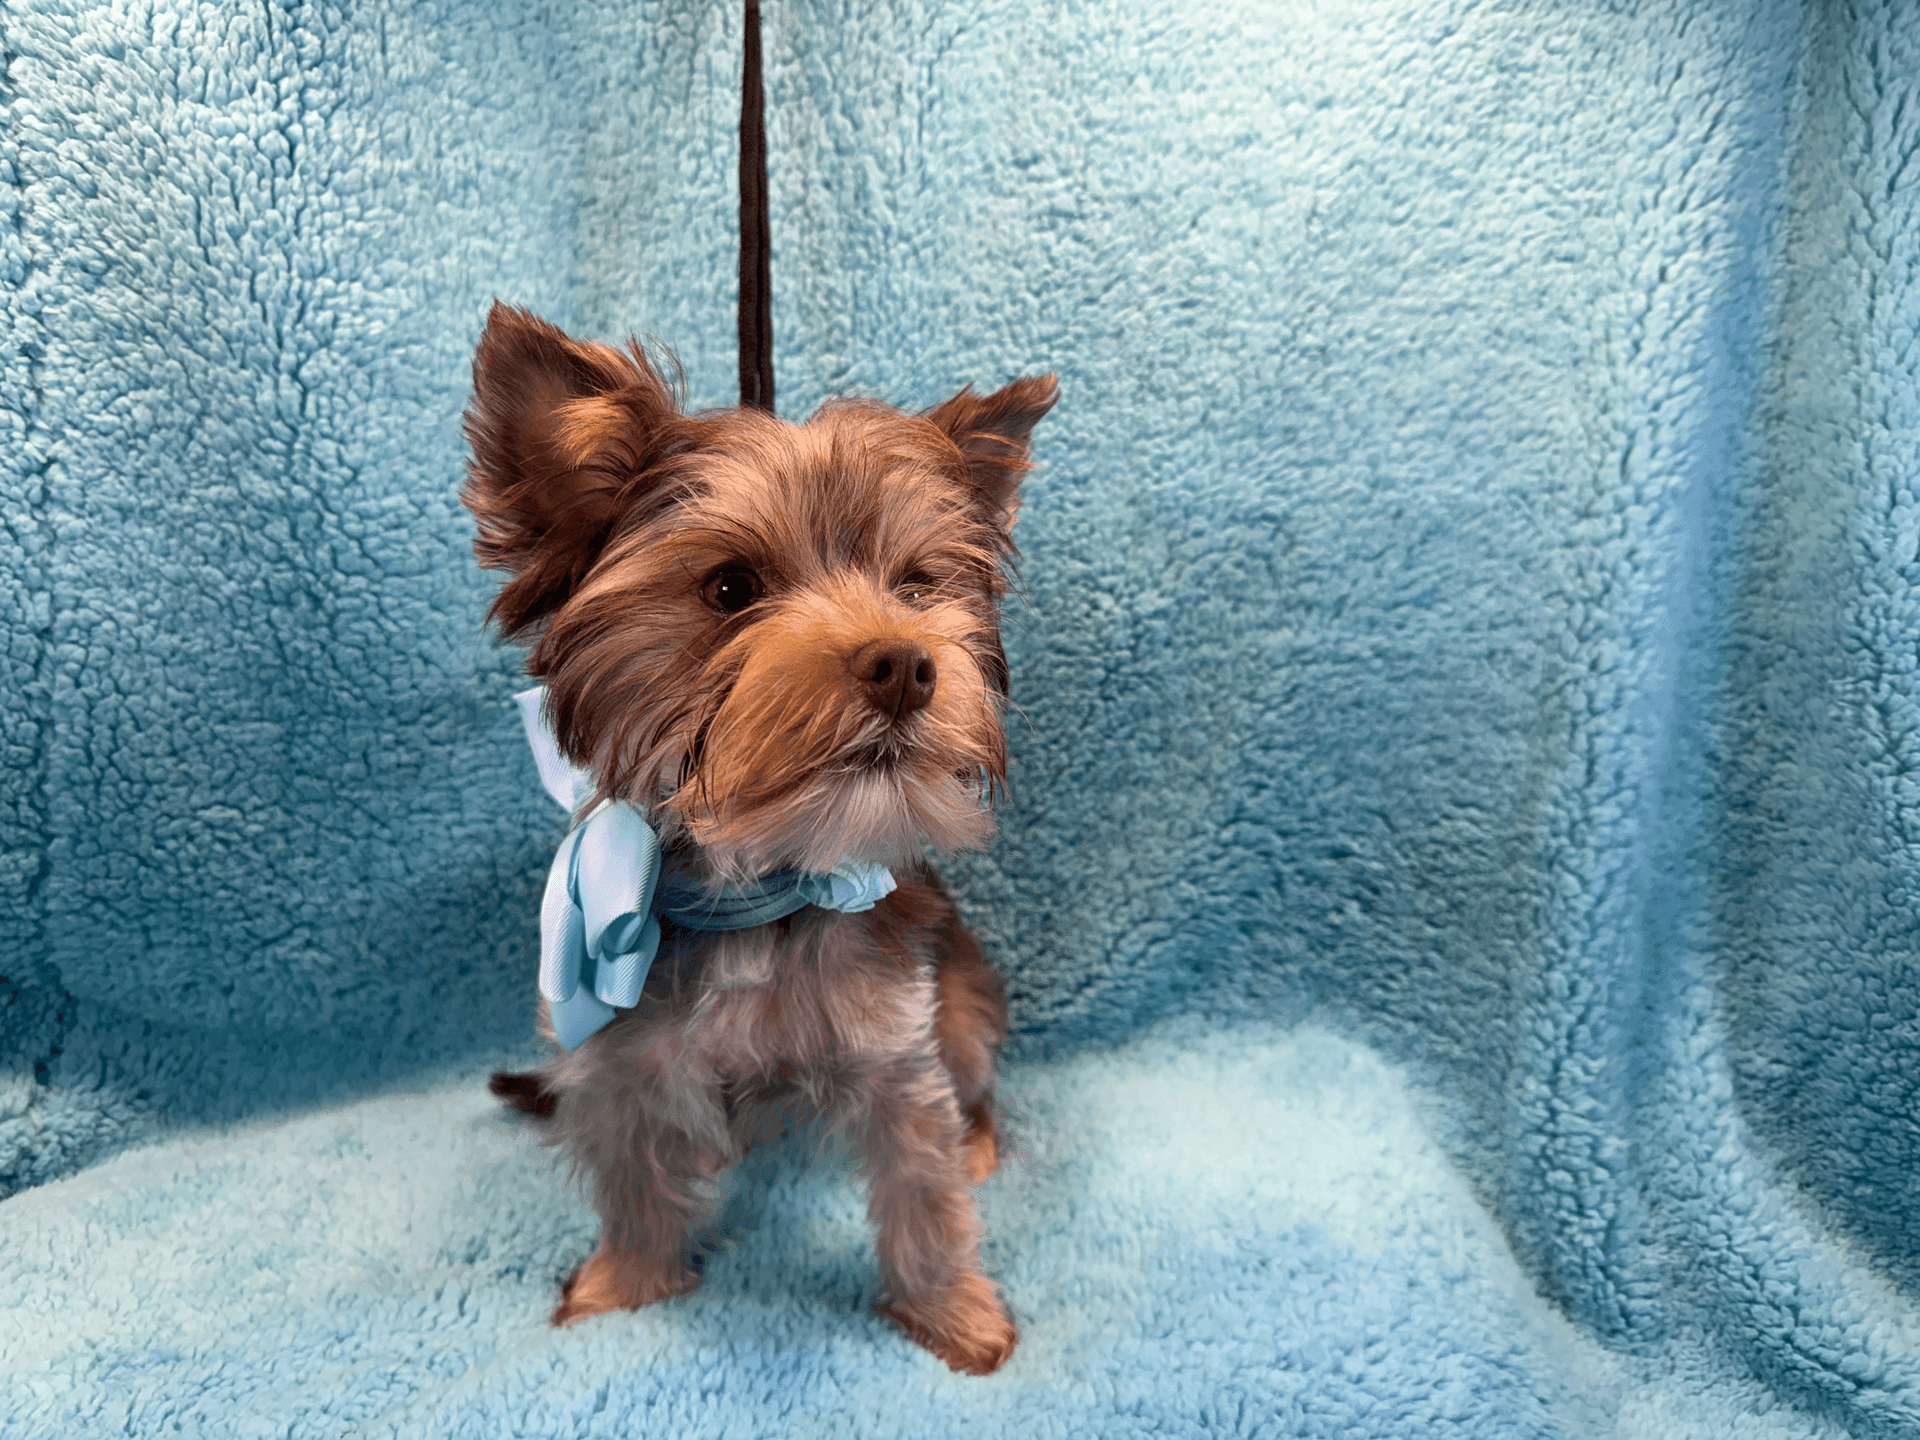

left=519, top=685, right=901, bottom=1049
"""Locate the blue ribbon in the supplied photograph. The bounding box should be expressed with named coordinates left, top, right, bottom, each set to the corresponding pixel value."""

left=516, top=688, right=897, bottom=1049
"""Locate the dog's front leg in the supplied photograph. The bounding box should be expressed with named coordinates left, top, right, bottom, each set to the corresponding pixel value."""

left=927, top=902, right=1010, bottom=1184
left=547, top=1056, right=731, bottom=1327
left=855, top=1056, right=1017, bottom=1375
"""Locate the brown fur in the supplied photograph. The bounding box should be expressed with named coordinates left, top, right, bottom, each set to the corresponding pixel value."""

left=554, top=1242, right=702, bottom=1327
left=487, top=1068, right=557, bottom=1118
left=464, top=304, right=1053, bottom=1375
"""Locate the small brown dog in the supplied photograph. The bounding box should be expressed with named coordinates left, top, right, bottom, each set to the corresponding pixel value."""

left=463, top=303, right=1056, bottom=1375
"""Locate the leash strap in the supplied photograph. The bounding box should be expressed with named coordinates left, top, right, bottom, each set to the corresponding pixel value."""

left=738, top=0, right=774, bottom=412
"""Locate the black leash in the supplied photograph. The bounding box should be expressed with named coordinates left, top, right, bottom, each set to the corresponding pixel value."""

left=738, top=0, right=774, bottom=412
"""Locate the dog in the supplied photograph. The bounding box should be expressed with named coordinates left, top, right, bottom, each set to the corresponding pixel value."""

left=463, top=303, right=1056, bottom=1376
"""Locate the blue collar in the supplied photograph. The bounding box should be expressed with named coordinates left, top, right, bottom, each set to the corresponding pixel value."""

left=516, top=688, right=896, bottom=1049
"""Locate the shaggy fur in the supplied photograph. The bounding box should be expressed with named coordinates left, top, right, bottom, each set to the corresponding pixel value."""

left=464, top=303, right=1055, bottom=1375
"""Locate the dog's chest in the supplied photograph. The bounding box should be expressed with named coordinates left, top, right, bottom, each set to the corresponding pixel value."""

left=680, top=913, right=935, bottom=1069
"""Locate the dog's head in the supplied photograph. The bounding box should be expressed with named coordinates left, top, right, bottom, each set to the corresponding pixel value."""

left=463, top=304, right=1057, bottom=878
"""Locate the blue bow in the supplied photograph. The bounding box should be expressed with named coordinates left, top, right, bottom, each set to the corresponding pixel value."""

left=516, top=688, right=897, bottom=1049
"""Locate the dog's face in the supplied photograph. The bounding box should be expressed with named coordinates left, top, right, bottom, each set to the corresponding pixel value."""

left=463, top=305, right=1057, bottom=877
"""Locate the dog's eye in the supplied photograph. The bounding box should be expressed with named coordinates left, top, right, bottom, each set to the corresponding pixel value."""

left=703, top=567, right=763, bottom=614
left=898, top=572, right=937, bottom=605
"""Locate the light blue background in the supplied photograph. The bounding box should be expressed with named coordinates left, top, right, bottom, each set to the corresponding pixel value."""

left=4, top=2, right=1918, bottom=1434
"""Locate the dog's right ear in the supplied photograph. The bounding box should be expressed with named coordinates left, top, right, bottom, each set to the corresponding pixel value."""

left=462, top=302, right=685, bottom=638
left=923, top=373, right=1059, bottom=547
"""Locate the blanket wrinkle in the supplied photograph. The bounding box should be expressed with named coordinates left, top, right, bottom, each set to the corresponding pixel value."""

left=3, top=1, right=1920, bottom=1436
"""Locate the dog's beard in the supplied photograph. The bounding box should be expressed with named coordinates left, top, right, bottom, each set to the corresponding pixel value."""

left=676, top=765, right=995, bottom=879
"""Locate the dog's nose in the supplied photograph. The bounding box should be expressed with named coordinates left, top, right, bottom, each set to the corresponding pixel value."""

left=850, top=641, right=937, bottom=721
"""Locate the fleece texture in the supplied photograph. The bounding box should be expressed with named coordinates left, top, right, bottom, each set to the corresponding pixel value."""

left=4, top=0, right=1919, bottom=1435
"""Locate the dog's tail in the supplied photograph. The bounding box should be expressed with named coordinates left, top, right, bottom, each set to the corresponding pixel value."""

left=488, top=1069, right=559, bottom=1119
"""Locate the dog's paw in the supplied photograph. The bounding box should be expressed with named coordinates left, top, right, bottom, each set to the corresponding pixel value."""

left=960, top=1102, right=999, bottom=1185
left=550, top=1245, right=702, bottom=1327
left=877, top=1271, right=1018, bottom=1376
left=960, top=1124, right=999, bottom=1185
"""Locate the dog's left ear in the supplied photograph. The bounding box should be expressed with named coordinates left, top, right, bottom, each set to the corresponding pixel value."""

left=923, top=374, right=1059, bottom=542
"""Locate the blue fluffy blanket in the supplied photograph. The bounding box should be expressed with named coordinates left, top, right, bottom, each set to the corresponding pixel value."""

left=6, top=1, right=1919, bottom=1435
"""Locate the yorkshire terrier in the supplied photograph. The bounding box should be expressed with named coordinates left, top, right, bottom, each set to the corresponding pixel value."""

left=463, top=303, right=1056, bottom=1375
